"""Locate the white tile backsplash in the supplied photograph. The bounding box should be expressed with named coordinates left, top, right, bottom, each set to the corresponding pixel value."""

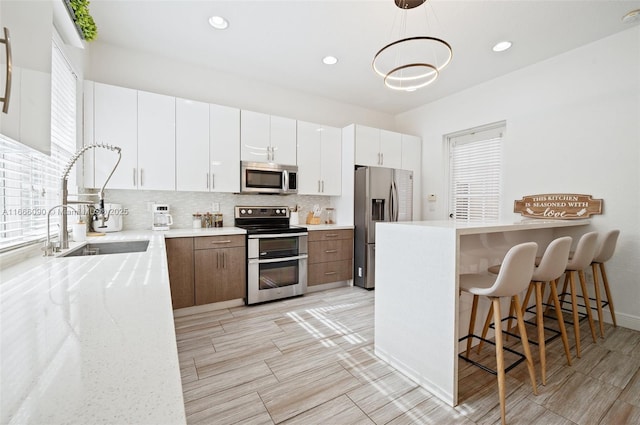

left=101, top=189, right=332, bottom=230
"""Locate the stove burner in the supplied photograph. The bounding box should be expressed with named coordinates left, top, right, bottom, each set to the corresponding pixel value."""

left=234, top=206, right=307, bottom=234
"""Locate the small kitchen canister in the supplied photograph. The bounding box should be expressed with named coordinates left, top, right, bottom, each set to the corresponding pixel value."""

left=72, top=221, right=87, bottom=242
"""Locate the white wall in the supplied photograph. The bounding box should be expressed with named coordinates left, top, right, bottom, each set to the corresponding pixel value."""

left=85, top=42, right=395, bottom=129
left=396, top=27, right=640, bottom=329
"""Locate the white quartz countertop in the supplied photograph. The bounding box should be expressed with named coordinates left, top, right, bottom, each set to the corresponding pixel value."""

left=0, top=231, right=186, bottom=425
left=304, top=224, right=354, bottom=231
left=164, top=226, right=246, bottom=238
left=381, top=218, right=591, bottom=235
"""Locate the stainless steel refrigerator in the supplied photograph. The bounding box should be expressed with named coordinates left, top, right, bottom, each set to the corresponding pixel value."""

left=354, top=166, right=413, bottom=289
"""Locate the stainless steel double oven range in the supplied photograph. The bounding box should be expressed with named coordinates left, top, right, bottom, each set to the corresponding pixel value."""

left=234, top=206, right=308, bottom=305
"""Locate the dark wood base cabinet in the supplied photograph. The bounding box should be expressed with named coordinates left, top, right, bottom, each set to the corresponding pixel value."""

left=308, top=229, right=353, bottom=286
left=165, top=237, right=195, bottom=309
left=166, top=235, right=246, bottom=309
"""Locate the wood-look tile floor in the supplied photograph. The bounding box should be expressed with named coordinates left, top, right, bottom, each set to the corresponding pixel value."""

left=174, top=286, right=640, bottom=424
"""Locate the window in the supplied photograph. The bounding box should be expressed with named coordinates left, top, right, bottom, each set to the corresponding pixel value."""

left=447, top=123, right=504, bottom=222
left=0, top=38, right=77, bottom=252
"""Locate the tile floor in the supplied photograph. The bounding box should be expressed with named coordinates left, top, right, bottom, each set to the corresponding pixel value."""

left=174, top=286, right=640, bottom=424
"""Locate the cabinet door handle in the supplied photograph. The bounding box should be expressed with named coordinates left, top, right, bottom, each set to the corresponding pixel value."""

left=211, top=240, right=231, bottom=244
left=325, top=249, right=338, bottom=253
left=0, top=27, right=12, bottom=114
left=325, top=234, right=339, bottom=238
left=318, top=180, right=321, bottom=193
left=140, top=168, right=144, bottom=186
left=206, top=173, right=209, bottom=189
left=133, top=168, right=137, bottom=186
left=324, top=271, right=337, bottom=276
left=380, top=153, right=384, bottom=165
left=321, top=180, right=324, bottom=193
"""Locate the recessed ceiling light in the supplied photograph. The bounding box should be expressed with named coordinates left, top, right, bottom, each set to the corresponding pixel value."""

left=322, top=56, right=338, bottom=65
left=208, top=16, right=229, bottom=30
left=622, top=9, right=640, bottom=24
left=492, top=41, right=512, bottom=52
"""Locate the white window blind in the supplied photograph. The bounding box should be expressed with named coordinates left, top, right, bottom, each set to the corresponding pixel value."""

left=0, top=40, right=77, bottom=252
left=448, top=124, right=504, bottom=222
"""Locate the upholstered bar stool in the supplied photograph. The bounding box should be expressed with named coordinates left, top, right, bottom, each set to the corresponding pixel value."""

left=485, top=237, right=573, bottom=385
left=558, top=231, right=599, bottom=358
left=459, top=242, right=538, bottom=425
left=590, top=229, right=620, bottom=337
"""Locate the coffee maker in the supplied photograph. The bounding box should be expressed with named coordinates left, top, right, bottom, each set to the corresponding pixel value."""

left=152, top=204, right=173, bottom=231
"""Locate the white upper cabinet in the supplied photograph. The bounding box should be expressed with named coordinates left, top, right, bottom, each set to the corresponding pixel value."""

left=88, top=83, right=176, bottom=191
left=210, top=104, right=240, bottom=192
left=176, top=98, right=209, bottom=192
left=92, top=82, right=138, bottom=190
left=379, top=130, right=402, bottom=169
left=354, top=125, right=380, bottom=167
left=355, top=125, right=401, bottom=168
left=241, top=110, right=296, bottom=165
left=137, top=91, right=176, bottom=191
left=297, top=121, right=342, bottom=196
left=0, top=0, right=52, bottom=154
left=401, top=134, right=421, bottom=173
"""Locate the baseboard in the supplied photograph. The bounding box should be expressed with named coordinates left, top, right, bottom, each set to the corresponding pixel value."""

left=374, top=344, right=456, bottom=407
left=306, top=280, right=350, bottom=293
left=172, top=298, right=244, bottom=317
left=602, top=309, right=640, bottom=331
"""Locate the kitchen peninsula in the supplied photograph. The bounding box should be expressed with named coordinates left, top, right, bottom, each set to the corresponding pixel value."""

left=374, top=219, right=591, bottom=406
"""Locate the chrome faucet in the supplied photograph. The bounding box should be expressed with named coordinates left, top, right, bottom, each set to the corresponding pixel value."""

left=42, top=204, right=78, bottom=256
left=57, top=143, right=122, bottom=251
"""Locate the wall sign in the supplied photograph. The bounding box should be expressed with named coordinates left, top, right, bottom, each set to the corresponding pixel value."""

left=514, top=194, right=603, bottom=219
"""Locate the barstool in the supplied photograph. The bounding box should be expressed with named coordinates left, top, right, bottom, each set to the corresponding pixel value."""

left=484, top=236, right=573, bottom=385
left=558, top=231, right=599, bottom=358
left=591, top=229, right=620, bottom=337
left=459, top=242, right=538, bottom=425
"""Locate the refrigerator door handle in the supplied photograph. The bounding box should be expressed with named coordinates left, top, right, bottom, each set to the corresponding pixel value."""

left=389, top=183, right=395, bottom=222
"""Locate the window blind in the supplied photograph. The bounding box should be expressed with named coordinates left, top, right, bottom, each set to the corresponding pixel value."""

left=0, top=40, right=77, bottom=252
left=448, top=125, right=504, bottom=222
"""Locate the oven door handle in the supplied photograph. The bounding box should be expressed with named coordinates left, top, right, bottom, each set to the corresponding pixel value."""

left=248, top=254, right=308, bottom=264
left=248, top=232, right=308, bottom=239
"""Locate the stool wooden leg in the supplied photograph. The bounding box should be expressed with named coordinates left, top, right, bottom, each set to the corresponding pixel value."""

left=534, top=281, right=547, bottom=385
left=467, top=295, right=479, bottom=357
left=591, top=263, right=605, bottom=338
left=600, top=263, right=617, bottom=327
left=478, top=302, right=494, bottom=354
left=578, top=269, right=597, bottom=343
left=550, top=278, right=572, bottom=366
left=513, top=294, right=538, bottom=396
left=569, top=271, right=582, bottom=358
left=492, top=297, right=507, bottom=425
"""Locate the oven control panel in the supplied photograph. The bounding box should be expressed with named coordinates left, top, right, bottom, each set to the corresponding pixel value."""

left=235, top=206, right=290, bottom=218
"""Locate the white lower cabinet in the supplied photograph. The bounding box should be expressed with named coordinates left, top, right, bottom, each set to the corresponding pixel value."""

left=297, top=121, right=342, bottom=196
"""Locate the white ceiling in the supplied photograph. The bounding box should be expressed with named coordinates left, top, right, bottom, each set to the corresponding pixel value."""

left=88, top=0, right=640, bottom=115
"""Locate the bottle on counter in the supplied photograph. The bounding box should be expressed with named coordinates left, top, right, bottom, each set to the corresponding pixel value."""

left=214, top=213, right=223, bottom=227
left=193, top=213, right=202, bottom=228
left=325, top=207, right=335, bottom=224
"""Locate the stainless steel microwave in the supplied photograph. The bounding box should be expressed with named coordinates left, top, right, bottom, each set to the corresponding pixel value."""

left=240, top=161, right=298, bottom=194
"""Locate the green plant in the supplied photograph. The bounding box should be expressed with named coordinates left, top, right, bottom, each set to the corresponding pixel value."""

left=69, top=0, right=97, bottom=41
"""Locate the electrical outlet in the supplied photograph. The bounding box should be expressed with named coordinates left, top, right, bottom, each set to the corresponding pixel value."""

left=428, top=194, right=437, bottom=202
left=212, top=202, right=220, bottom=212
left=146, top=201, right=155, bottom=211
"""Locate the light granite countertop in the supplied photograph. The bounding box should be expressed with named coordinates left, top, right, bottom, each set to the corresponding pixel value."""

left=0, top=230, right=192, bottom=424
left=0, top=224, right=354, bottom=424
